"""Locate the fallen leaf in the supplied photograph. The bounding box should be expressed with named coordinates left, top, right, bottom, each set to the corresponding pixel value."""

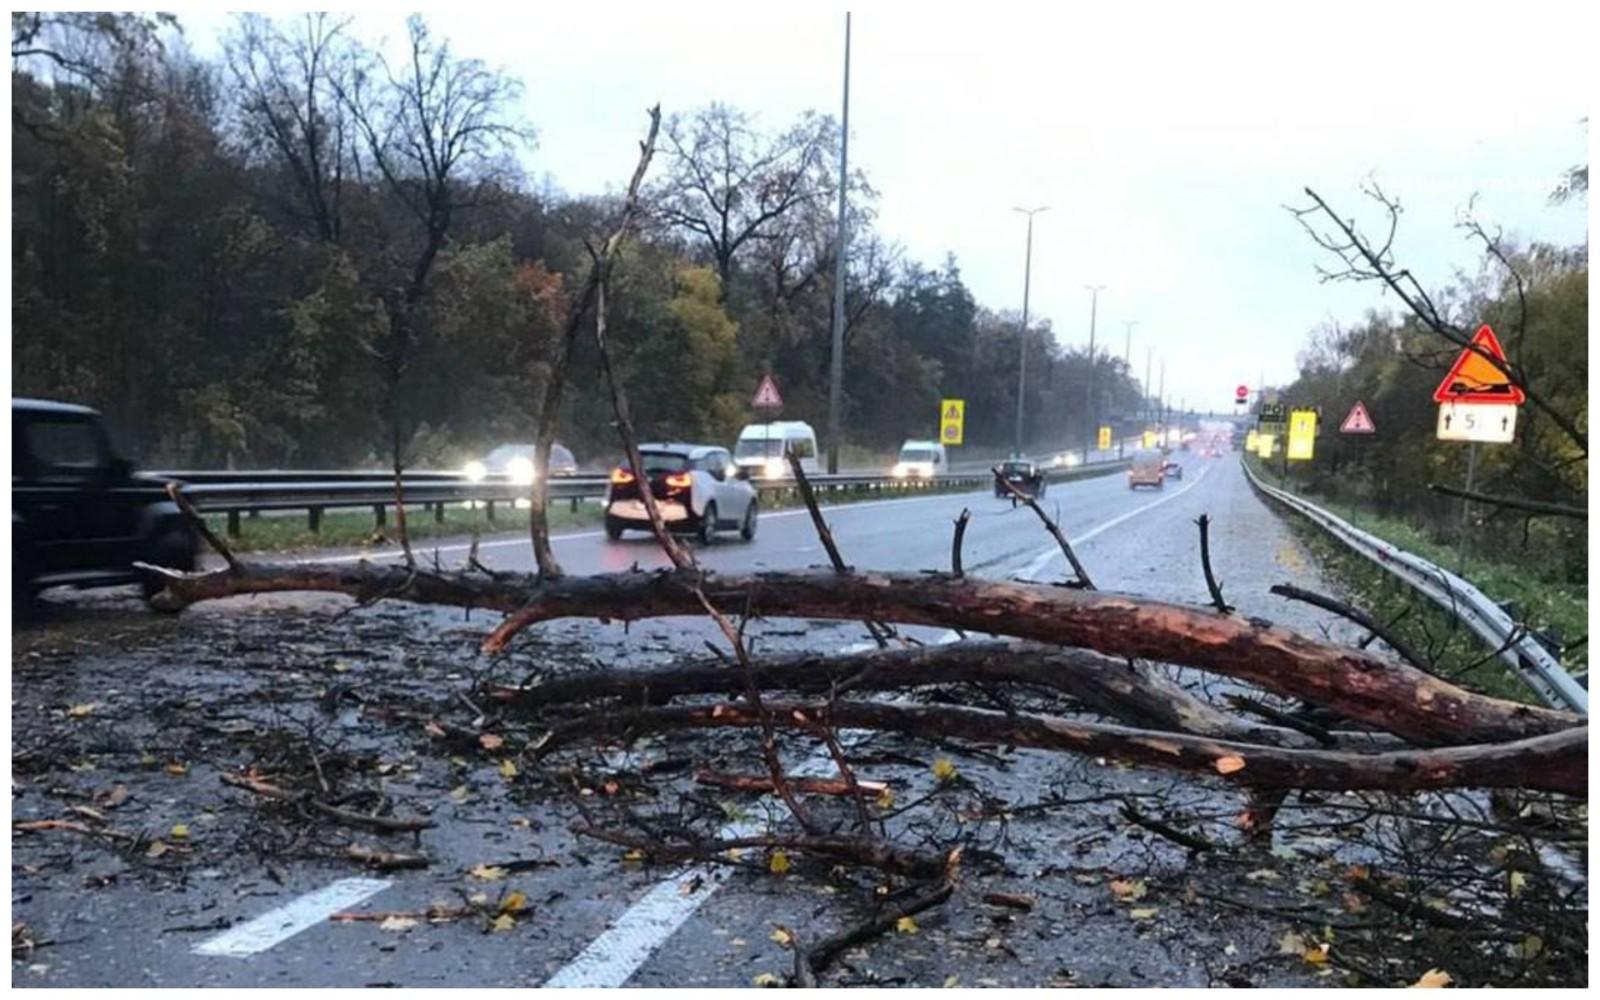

left=1409, top=968, right=1452, bottom=988
left=770, top=927, right=793, bottom=947
left=752, top=973, right=781, bottom=987
left=165, top=761, right=189, bottom=777
left=1303, top=943, right=1330, bottom=966
left=469, top=865, right=508, bottom=882
left=169, top=824, right=190, bottom=841
left=1279, top=931, right=1307, bottom=955
left=1109, top=878, right=1148, bottom=901
left=467, top=893, right=489, bottom=907
left=1128, top=907, right=1159, bottom=920
left=66, top=703, right=100, bottom=719
left=876, top=787, right=895, bottom=809
left=499, top=759, right=519, bottom=780
left=1214, top=755, right=1246, bottom=775
left=499, top=890, right=528, bottom=914
left=424, top=721, right=447, bottom=738
left=1224, top=943, right=1238, bottom=956
left=896, top=916, right=919, bottom=934
left=1507, top=871, right=1527, bottom=898
left=488, top=913, right=516, bottom=933
left=379, top=915, right=418, bottom=932
left=145, top=840, right=169, bottom=859
left=1515, top=934, right=1543, bottom=960
left=602, top=780, right=619, bottom=796
left=448, top=785, right=470, bottom=803
left=931, top=758, right=958, bottom=782
left=99, top=785, right=130, bottom=809
left=943, top=975, right=961, bottom=988
left=332, top=660, right=351, bottom=673
left=768, top=850, right=791, bottom=875
left=478, top=733, right=504, bottom=751
left=1244, top=868, right=1281, bottom=883
left=1341, top=892, right=1367, bottom=913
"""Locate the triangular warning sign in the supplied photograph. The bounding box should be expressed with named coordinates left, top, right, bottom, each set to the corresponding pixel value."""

left=944, top=404, right=961, bottom=420
left=752, top=375, right=783, bottom=408
left=1431, top=325, right=1525, bottom=404
left=1339, top=400, right=1376, bottom=434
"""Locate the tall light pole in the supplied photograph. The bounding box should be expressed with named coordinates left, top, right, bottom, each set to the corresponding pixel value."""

left=824, top=12, right=851, bottom=473
left=1143, top=345, right=1152, bottom=426
left=1157, top=360, right=1166, bottom=435
left=1012, top=205, right=1048, bottom=457
left=1082, top=284, right=1106, bottom=458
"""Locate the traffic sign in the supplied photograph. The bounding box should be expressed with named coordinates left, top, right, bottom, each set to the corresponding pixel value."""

left=939, top=399, right=965, bottom=446
left=1339, top=401, right=1376, bottom=434
left=1437, top=401, right=1516, bottom=443
left=1141, top=430, right=1158, bottom=448
left=1257, top=402, right=1286, bottom=428
left=1432, top=325, right=1525, bottom=405
left=1287, top=409, right=1317, bottom=460
left=1097, top=426, right=1111, bottom=450
left=1255, top=432, right=1276, bottom=458
left=1235, top=384, right=1248, bottom=403
left=752, top=375, right=784, bottom=409
left=1245, top=429, right=1259, bottom=452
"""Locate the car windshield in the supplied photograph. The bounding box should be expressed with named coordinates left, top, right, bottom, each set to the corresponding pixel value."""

left=1134, top=449, right=1163, bottom=464
left=1002, top=462, right=1031, bottom=474
left=735, top=438, right=783, bottom=460
left=635, top=451, right=689, bottom=474
left=900, top=448, right=937, bottom=463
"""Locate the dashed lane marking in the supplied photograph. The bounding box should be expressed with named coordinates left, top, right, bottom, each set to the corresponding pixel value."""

left=192, top=877, right=392, bottom=957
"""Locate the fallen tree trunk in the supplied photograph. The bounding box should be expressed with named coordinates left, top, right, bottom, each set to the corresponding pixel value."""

left=147, top=564, right=1577, bottom=746
left=494, top=640, right=1398, bottom=751
left=535, top=699, right=1587, bottom=797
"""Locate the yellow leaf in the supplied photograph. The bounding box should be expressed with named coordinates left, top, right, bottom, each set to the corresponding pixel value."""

left=379, top=915, right=418, bottom=932
left=1409, top=968, right=1452, bottom=988
left=752, top=973, right=781, bottom=987
left=876, top=786, right=895, bottom=809
left=724, top=847, right=745, bottom=861
left=931, top=758, right=958, bottom=782
left=1109, top=878, right=1148, bottom=901
left=479, top=733, right=504, bottom=750
left=896, top=916, right=919, bottom=934
left=468, top=865, right=508, bottom=881
left=1508, top=871, right=1527, bottom=898
left=169, top=824, right=190, bottom=841
left=165, top=761, right=188, bottom=777
left=1128, top=907, right=1159, bottom=920
left=145, top=840, right=169, bottom=859
left=769, top=927, right=793, bottom=947
left=449, top=785, right=470, bottom=803
left=1303, top=943, right=1330, bottom=965
left=622, top=849, right=646, bottom=864
left=499, top=758, right=519, bottom=780
left=66, top=703, right=100, bottom=718
left=488, top=913, right=516, bottom=933
left=332, top=660, right=351, bottom=673
left=943, top=975, right=961, bottom=988
left=1214, top=755, right=1246, bottom=775
left=768, top=850, right=791, bottom=875
left=499, top=890, right=528, bottom=914
left=1515, top=935, right=1543, bottom=960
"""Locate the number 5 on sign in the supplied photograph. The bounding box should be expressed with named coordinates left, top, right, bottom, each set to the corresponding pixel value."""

left=1287, top=409, right=1316, bottom=460
left=1436, top=402, right=1516, bottom=443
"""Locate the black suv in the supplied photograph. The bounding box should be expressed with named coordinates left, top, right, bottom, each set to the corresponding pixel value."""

left=995, top=459, right=1046, bottom=499
left=12, top=398, right=198, bottom=603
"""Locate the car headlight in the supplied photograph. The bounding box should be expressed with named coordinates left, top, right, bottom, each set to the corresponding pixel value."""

left=463, top=460, right=488, bottom=482
left=763, top=458, right=785, bottom=479
left=507, top=456, right=536, bottom=486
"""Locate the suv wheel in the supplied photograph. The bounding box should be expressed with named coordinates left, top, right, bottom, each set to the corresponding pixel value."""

left=142, top=527, right=197, bottom=599
left=698, top=502, right=718, bottom=545
left=605, top=515, right=626, bottom=541
left=739, top=499, right=758, bottom=541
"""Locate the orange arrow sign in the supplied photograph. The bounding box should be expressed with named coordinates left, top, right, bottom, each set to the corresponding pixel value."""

left=1431, top=325, right=1524, bottom=405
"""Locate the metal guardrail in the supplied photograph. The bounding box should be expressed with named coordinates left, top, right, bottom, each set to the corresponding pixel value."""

left=1242, top=459, right=1587, bottom=715
left=167, top=456, right=1132, bottom=536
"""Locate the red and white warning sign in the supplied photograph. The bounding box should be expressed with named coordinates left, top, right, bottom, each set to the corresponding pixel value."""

left=1339, top=401, right=1376, bottom=434
left=751, top=374, right=783, bottom=409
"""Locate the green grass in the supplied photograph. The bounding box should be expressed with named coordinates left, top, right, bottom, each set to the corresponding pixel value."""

left=1243, top=455, right=1586, bottom=702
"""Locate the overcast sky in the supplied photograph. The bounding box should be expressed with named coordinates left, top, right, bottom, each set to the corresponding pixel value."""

left=175, top=4, right=1591, bottom=414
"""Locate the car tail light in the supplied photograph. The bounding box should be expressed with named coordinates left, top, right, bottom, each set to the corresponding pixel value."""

left=610, top=468, right=635, bottom=485
left=664, top=472, right=692, bottom=489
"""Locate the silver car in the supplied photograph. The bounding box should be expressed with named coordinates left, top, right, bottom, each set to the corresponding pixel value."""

left=604, top=443, right=758, bottom=544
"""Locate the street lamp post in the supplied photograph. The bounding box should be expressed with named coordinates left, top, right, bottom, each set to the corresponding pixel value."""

left=825, top=13, right=851, bottom=473
left=1012, top=206, right=1048, bottom=458
left=1082, top=284, right=1106, bottom=460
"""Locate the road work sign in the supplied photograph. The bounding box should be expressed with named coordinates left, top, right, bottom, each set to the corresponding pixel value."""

left=1255, top=432, right=1276, bottom=458
left=1339, top=401, right=1376, bottom=434
left=752, top=375, right=783, bottom=409
left=1245, top=429, right=1259, bottom=451
left=1432, top=325, right=1525, bottom=405
left=1141, top=430, right=1158, bottom=448
left=1287, top=409, right=1317, bottom=460
left=939, top=399, right=965, bottom=446
left=1437, top=401, right=1516, bottom=443
left=1097, top=426, right=1111, bottom=450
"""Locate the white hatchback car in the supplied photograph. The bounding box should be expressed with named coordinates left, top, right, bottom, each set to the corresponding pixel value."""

left=604, top=443, right=758, bottom=544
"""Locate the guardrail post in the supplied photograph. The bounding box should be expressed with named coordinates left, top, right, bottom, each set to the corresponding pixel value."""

left=373, top=504, right=386, bottom=528
left=486, top=500, right=496, bottom=523
left=248, top=509, right=260, bottom=520
left=570, top=497, right=579, bottom=514
left=226, top=510, right=241, bottom=538
left=433, top=502, right=444, bottom=524
left=308, top=506, right=323, bottom=533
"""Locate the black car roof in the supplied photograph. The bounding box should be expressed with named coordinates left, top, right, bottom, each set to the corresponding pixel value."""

left=13, top=397, right=100, bottom=417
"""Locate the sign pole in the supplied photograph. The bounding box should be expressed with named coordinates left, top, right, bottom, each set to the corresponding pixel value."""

left=1456, top=441, right=1479, bottom=573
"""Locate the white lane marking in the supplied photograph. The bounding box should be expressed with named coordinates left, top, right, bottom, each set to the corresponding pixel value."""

left=1019, top=462, right=1213, bottom=580
left=192, top=877, right=391, bottom=957
left=543, top=470, right=1165, bottom=987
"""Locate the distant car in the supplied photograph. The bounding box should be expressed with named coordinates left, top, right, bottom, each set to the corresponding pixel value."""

left=12, top=398, right=198, bottom=604
left=1128, top=448, right=1166, bottom=490
left=734, top=421, right=819, bottom=480
left=995, top=459, right=1046, bottom=499
left=605, top=443, right=758, bottom=544
left=1164, top=460, right=1185, bottom=480
left=893, top=440, right=947, bottom=480
left=463, top=442, right=577, bottom=485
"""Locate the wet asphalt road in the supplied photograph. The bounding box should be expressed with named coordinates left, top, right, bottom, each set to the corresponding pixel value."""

left=13, top=454, right=1363, bottom=987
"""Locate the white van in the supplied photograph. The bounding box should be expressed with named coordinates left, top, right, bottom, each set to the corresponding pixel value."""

left=734, top=421, right=819, bottom=479
left=893, top=439, right=947, bottom=479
